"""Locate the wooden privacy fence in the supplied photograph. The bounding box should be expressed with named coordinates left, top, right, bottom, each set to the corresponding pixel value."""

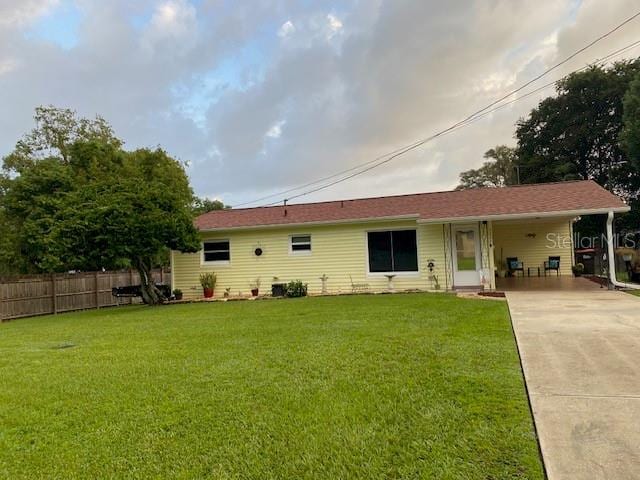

left=0, top=269, right=169, bottom=321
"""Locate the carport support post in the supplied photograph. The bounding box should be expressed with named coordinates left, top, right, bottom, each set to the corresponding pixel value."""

left=606, top=211, right=640, bottom=290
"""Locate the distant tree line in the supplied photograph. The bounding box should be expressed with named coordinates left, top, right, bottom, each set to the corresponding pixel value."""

left=0, top=106, right=226, bottom=303
left=458, top=59, right=640, bottom=234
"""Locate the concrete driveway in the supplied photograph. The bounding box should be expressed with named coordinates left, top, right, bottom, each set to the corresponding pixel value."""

left=506, top=289, right=640, bottom=480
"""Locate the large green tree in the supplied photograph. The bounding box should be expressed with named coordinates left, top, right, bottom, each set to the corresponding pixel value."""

left=619, top=71, right=640, bottom=231
left=457, top=145, right=518, bottom=189
left=2, top=105, right=121, bottom=175
left=515, top=60, right=640, bottom=198
left=191, top=196, right=229, bottom=215
left=1, top=107, right=200, bottom=304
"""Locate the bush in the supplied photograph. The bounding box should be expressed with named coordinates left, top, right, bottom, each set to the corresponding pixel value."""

left=572, top=263, right=585, bottom=276
left=173, top=289, right=182, bottom=296
left=285, top=280, right=308, bottom=298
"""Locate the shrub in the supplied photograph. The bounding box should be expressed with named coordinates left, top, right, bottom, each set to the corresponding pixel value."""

left=199, top=272, right=217, bottom=289
left=285, top=280, right=308, bottom=298
left=572, top=263, right=585, bottom=276
left=172, top=289, right=182, bottom=296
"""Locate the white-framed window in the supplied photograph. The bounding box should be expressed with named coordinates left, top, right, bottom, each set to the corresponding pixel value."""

left=202, top=240, right=230, bottom=264
left=289, top=235, right=312, bottom=255
left=366, top=229, right=418, bottom=274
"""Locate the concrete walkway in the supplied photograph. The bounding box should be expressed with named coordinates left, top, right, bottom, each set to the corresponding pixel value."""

left=506, top=289, right=640, bottom=480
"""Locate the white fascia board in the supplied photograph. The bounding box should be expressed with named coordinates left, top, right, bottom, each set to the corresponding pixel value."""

left=198, top=214, right=420, bottom=233
left=416, top=206, right=631, bottom=224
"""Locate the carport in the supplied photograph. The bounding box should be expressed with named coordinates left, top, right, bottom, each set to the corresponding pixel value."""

left=496, top=275, right=601, bottom=291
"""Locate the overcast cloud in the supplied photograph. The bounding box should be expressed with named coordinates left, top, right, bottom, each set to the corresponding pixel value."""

left=1, top=0, right=639, bottom=206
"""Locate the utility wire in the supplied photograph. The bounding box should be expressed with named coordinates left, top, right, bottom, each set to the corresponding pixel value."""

left=259, top=36, right=640, bottom=207
left=233, top=11, right=640, bottom=208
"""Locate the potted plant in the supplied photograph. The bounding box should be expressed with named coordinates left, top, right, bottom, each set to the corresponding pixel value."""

left=223, top=287, right=231, bottom=299
left=572, top=262, right=585, bottom=277
left=172, top=288, right=183, bottom=301
left=199, top=272, right=217, bottom=298
left=250, top=277, right=261, bottom=297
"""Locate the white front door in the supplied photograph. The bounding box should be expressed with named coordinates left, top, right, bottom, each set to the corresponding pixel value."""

left=451, top=224, right=481, bottom=287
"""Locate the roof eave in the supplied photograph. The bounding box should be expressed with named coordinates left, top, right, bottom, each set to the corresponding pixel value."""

left=416, top=206, right=631, bottom=224
left=197, top=213, right=421, bottom=232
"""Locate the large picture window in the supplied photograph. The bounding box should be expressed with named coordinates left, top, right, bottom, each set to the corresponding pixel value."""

left=367, top=230, right=418, bottom=273
left=203, top=240, right=230, bottom=263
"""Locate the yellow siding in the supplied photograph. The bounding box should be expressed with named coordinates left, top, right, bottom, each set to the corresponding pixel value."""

left=492, top=218, right=574, bottom=276
left=172, top=221, right=448, bottom=299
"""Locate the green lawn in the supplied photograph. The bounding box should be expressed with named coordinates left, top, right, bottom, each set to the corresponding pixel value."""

left=0, top=294, right=543, bottom=479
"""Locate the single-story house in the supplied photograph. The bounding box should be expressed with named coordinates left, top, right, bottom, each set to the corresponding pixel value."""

left=171, top=180, right=629, bottom=298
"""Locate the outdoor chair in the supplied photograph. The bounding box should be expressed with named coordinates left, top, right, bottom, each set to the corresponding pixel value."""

left=544, top=256, right=561, bottom=276
left=349, top=275, right=370, bottom=293
left=506, top=257, right=525, bottom=277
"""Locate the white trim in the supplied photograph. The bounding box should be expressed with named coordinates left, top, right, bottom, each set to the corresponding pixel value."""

left=199, top=214, right=420, bottom=232
left=451, top=223, right=481, bottom=287
left=201, top=239, right=231, bottom=266
left=606, top=211, right=640, bottom=289
left=289, top=234, right=312, bottom=256
left=198, top=207, right=630, bottom=232
left=364, top=227, right=420, bottom=277
left=417, top=207, right=630, bottom=224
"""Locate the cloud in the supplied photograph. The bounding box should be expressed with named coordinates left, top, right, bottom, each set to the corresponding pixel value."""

left=1, top=0, right=639, bottom=207
left=278, top=20, right=295, bottom=38
left=265, top=120, right=285, bottom=139
left=0, top=0, right=59, bottom=28
left=326, top=14, right=342, bottom=39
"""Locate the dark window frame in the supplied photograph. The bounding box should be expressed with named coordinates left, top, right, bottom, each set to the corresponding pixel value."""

left=202, top=240, right=230, bottom=264
left=366, top=229, right=419, bottom=274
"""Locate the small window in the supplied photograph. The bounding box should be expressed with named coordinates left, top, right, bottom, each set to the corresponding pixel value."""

left=290, top=235, right=311, bottom=254
left=203, top=240, right=230, bottom=263
left=367, top=230, right=418, bottom=273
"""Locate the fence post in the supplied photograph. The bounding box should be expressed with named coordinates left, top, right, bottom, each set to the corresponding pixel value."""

left=109, top=271, right=114, bottom=306
left=129, top=269, right=134, bottom=305
left=95, top=271, right=100, bottom=309
left=0, top=280, right=4, bottom=321
left=52, top=274, right=58, bottom=315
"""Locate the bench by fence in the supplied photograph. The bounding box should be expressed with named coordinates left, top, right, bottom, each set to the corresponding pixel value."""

left=0, top=269, right=169, bottom=321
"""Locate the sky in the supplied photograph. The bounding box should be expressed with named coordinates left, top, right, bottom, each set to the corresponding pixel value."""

left=1, top=0, right=639, bottom=207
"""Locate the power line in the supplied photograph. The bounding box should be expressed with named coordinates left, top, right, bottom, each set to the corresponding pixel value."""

left=260, top=37, right=640, bottom=207
left=455, top=11, right=640, bottom=125
left=233, top=11, right=640, bottom=208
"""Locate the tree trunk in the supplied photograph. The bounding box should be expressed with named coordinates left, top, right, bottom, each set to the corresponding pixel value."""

left=135, top=257, right=165, bottom=305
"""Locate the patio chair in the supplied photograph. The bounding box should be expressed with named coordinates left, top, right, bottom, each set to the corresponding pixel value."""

left=349, top=275, right=370, bottom=293
left=506, top=257, right=525, bottom=277
left=544, top=256, right=561, bottom=276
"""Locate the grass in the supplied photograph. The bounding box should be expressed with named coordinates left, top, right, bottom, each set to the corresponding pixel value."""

left=0, top=294, right=543, bottom=479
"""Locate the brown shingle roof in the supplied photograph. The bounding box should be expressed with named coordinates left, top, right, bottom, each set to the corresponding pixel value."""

left=195, top=180, right=628, bottom=230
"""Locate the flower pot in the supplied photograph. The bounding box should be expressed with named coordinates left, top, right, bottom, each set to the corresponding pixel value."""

left=203, top=288, right=214, bottom=298
left=251, top=288, right=259, bottom=297
left=174, top=293, right=183, bottom=301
